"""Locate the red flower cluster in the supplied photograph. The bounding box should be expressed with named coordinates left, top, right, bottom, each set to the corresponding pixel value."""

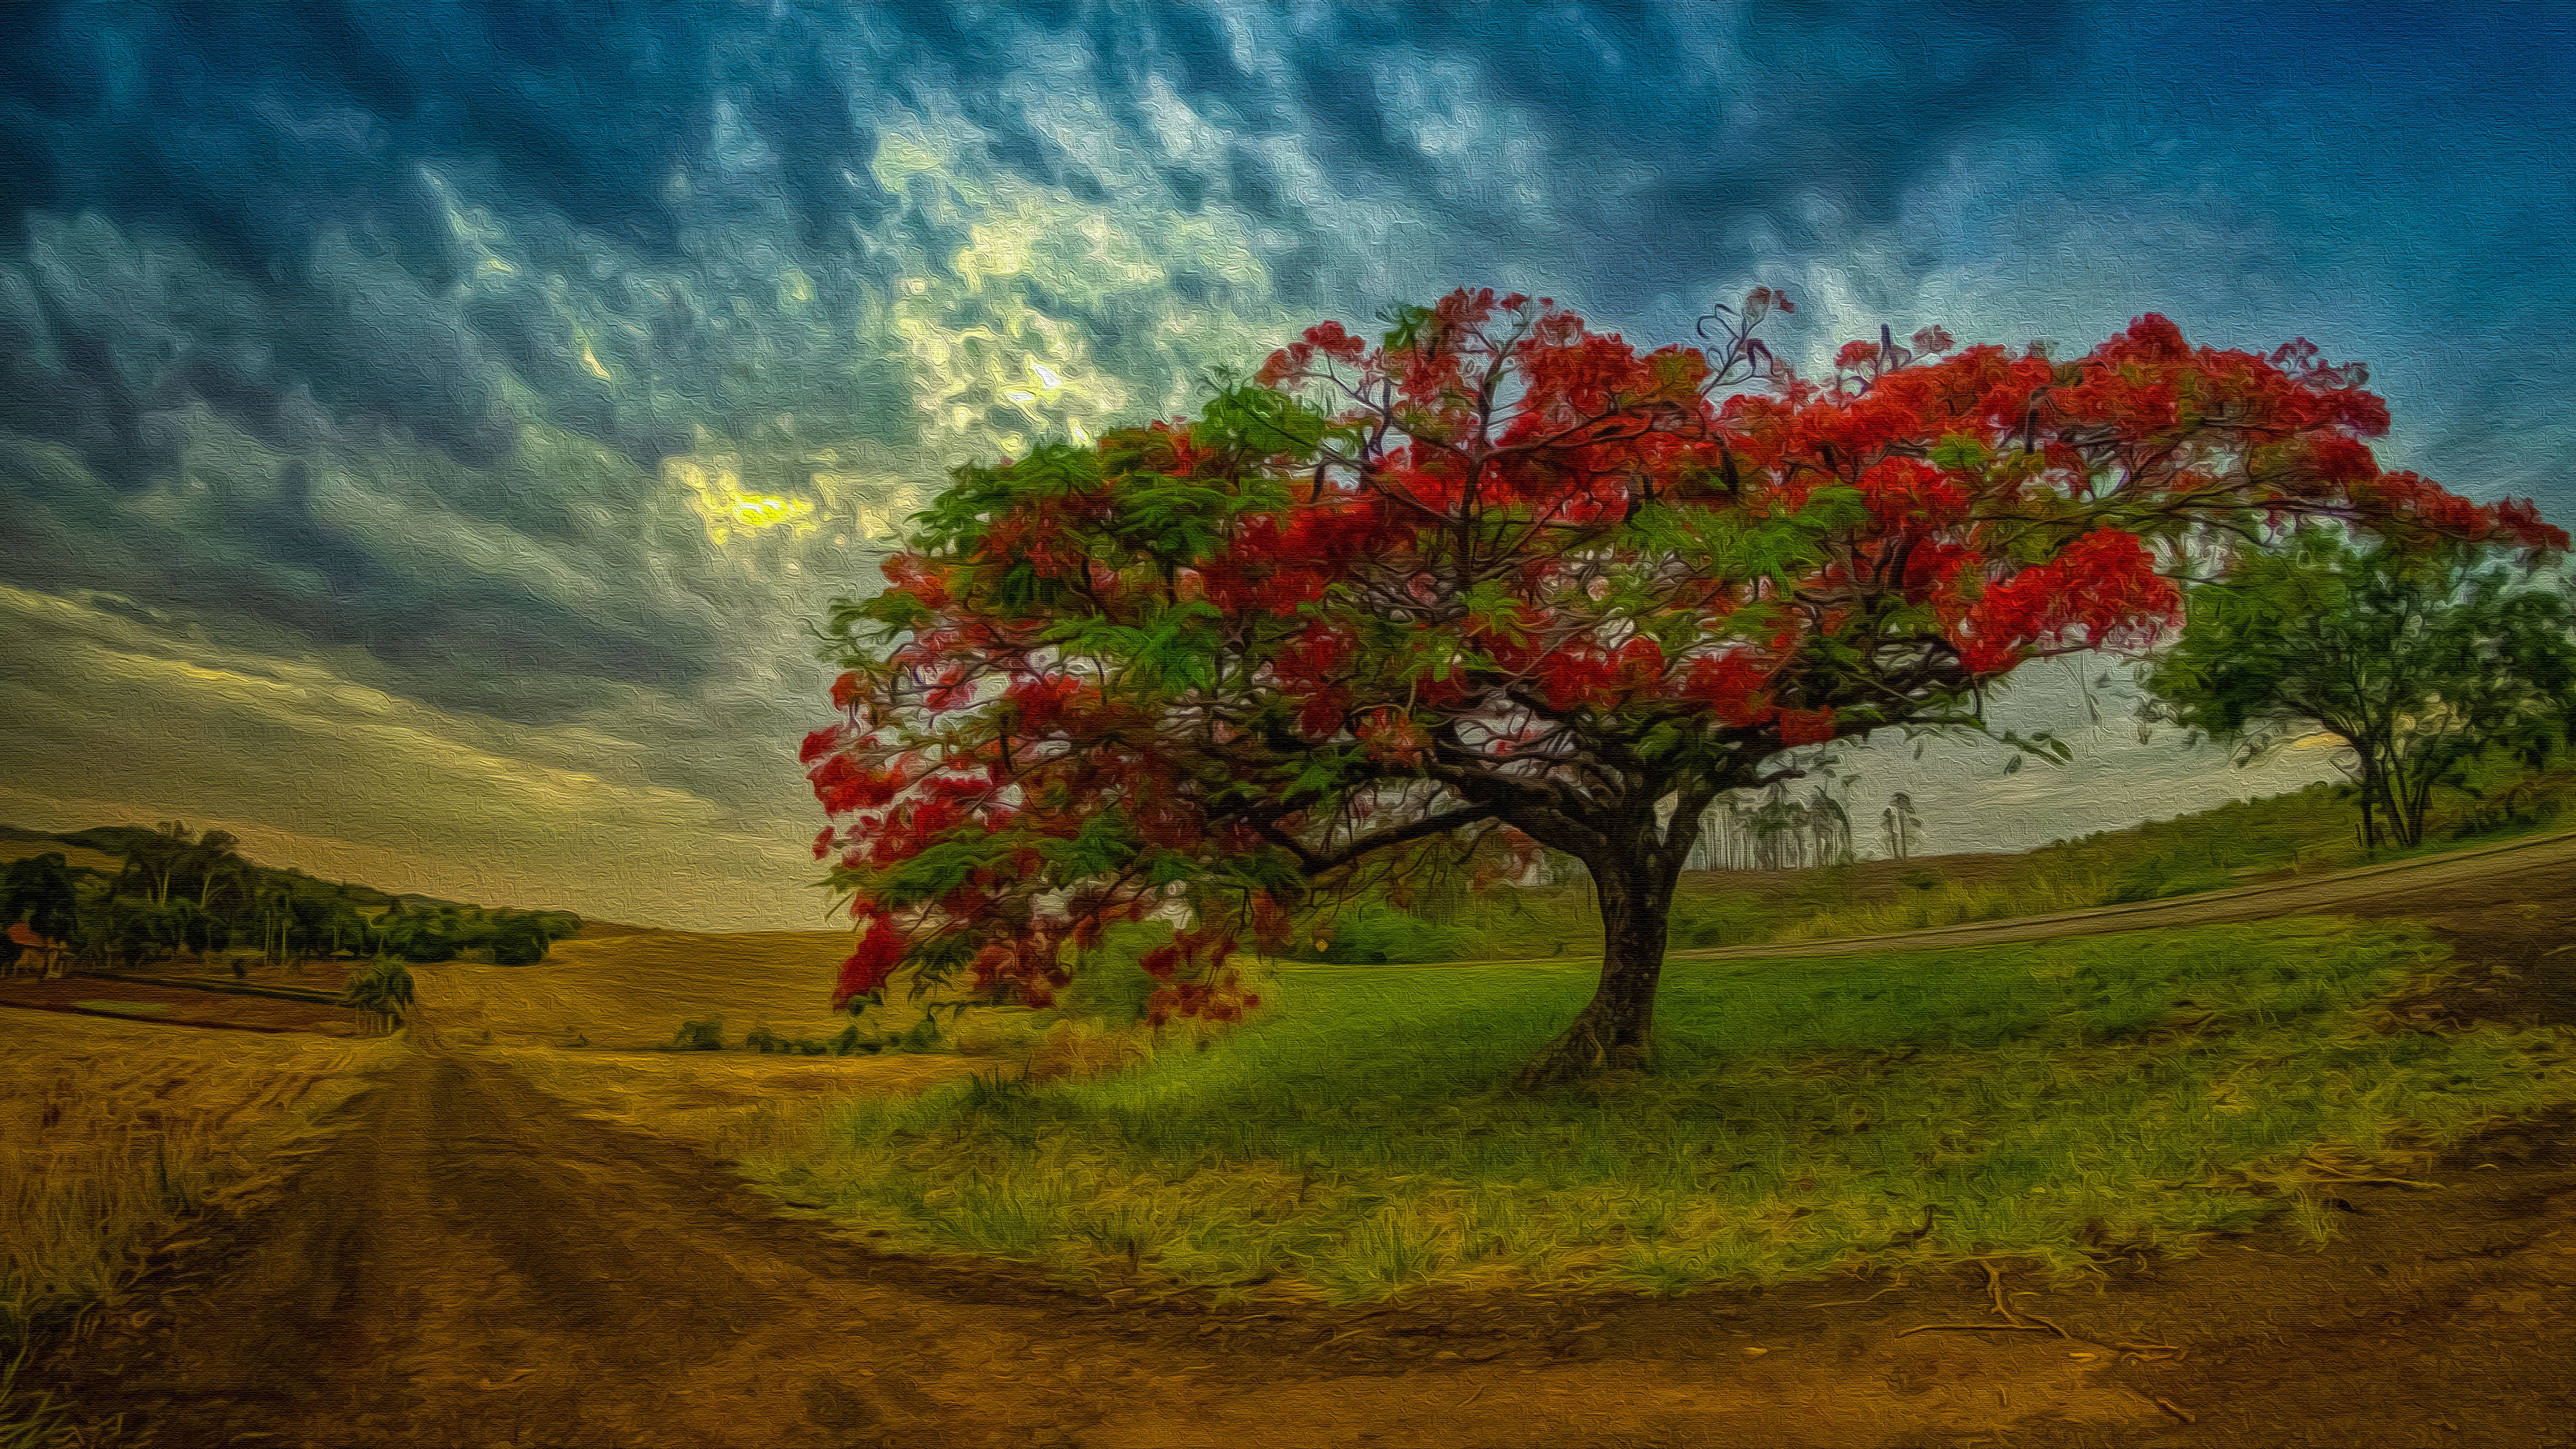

left=833, top=904, right=902, bottom=1009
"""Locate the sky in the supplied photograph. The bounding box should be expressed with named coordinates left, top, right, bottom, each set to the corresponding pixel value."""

left=1, top=2, right=2569, bottom=930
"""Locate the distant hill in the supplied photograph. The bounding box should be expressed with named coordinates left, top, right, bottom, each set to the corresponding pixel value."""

left=1, top=824, right=574, bottom=919
left=0, top=833, right=125, bottom=874
left=0, top=822, right=611, bottom=969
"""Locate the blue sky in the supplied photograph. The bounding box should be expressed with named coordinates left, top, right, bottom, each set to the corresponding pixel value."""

left=1, top=1, right=2569, bottom=927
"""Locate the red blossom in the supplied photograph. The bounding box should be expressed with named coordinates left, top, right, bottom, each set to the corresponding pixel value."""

left=833, top=907, right=902, bottom=1009
left=1775, top=706, right=1838, bottom=746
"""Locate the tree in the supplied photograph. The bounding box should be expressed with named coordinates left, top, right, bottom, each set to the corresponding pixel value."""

left=123, top=821, right=195, bottom=906
left=341, top=958, right=415, bottom=1036
left=187, top=830, right=243, bottom=910
left=485, top=910, right=555, bottom=965
left=3, top=852, right=81, bottom=974
left=3, top=852, right=81, bottom=941
left=808, top=288, right=2563, bottom=1087
left=2139, top=529, right=2576, bottom=849
left=1881, top=792, right=1923, bottom=861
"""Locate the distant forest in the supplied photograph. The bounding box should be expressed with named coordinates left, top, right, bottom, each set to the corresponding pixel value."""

left=0, top=822, right=580, bottom=973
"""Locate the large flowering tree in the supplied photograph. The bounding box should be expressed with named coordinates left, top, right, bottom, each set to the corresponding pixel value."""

left=807, top=288, right=2561, bottom=1087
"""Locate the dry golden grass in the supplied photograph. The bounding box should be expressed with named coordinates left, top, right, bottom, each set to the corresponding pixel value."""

left=490, top=1044, right=987, bottom=1153
left=0, top=1012, right=402, bottom=1338
left=411, top=928, right=863, bottom=1048
left=430, top=928, right=1168, bottom=1170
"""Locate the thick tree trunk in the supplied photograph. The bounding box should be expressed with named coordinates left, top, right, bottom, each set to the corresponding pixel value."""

left=1513, top=846, right=1677, bottom=1091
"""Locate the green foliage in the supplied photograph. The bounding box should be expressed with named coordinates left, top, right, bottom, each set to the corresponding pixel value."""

left=0, top=855, right=77, bottom=945
left=672, top=1017, right=725, bottom=1052
left=5, top=821, right=578, bottom=973
left=2141, top=529, right=2576, bottom=849
left=745, top=1024, right=856, bottom=1057
left=485, top=911, right=563, bottom=965
left=339, top=959, right=415, bottom=1024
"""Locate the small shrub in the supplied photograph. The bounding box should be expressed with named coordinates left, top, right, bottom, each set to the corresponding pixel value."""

left=672, top=1017, right=724, bottom=1051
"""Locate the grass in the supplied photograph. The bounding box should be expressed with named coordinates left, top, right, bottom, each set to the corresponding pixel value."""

left=0, top=1014, right=400, bottom=1348
left=1, top=1348, right=87, bottom=1449
left=741, top=916, right=2575, bottom=1304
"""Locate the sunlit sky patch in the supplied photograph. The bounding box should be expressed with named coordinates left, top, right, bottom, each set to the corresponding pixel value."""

left=1, top=3, right=2568, bottom=928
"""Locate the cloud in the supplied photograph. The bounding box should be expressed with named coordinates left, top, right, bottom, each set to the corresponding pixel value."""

left=0, top=0, right=2567, bottom=930
left=0, top=584, right=823, bottom=929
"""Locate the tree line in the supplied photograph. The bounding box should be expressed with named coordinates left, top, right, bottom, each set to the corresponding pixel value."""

left=0, top=822, right=579, bottom=974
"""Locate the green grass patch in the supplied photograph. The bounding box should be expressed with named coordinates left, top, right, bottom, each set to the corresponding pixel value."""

left=749, top=917, right=2574, bottom=1303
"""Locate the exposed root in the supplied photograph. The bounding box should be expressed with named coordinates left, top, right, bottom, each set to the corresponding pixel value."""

left=1811, top=1284, right=1909, bottom=1308
left=1509, top=1016, right=1646, bottom=1091
left=1980, top=1260, right=2028, bottom=1328
left=1896, top=1260, right=2074, bottom=1340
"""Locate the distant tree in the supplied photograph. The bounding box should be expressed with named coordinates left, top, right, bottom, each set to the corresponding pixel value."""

left=1881, top=792, right=1923, bottom=861
left=186, top=830, right=243, bottom=912
left=3, top=851, right=81, bottom=941
left=383, top=907, right=461, bottom=963
left=486, top=911, right=554, bottom=965
left=123, top=820, right=195, bottom=906
left=1805, top=784, right=1854, bottom=866
left=810, top=289, right=2563, bottom=1086
left=2141, top=529, right=2576, bottom=849
left=341, top=959, right=415, bottom=1035
left=1747, top=782, right=1810, bottom=870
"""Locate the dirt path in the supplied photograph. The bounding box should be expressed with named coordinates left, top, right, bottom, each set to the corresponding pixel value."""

left=56, top=1038, right=2189, bottom=1448
left=39, top=849, right=2576, bottom=1448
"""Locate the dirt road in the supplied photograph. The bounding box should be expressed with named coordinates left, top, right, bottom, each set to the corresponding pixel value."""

left=41, top=845, right=2576, bottom=1448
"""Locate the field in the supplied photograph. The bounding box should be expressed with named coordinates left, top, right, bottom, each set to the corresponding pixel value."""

left=405, top=926, right=1159, bottom=1151
left=5, top=832, right=2573, bottom=1447
left=412, top=927, right=862, bottom=1048
left=0, top=1012, right=402, bottom=1345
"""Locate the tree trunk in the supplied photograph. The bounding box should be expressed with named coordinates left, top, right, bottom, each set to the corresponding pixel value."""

left=1513, top=845, right=1678, bottom=1091
left=2355, top=749, right=2379, bottom=851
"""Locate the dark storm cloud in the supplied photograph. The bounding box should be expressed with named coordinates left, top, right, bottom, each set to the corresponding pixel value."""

left=1, top=0, right=2046, bottom=471
left=2, top=1, right=2571, bottom=925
